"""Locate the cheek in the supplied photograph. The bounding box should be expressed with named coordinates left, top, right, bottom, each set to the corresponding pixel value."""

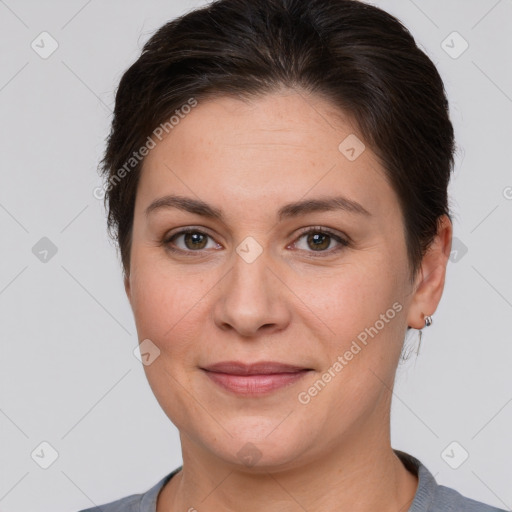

left=297, top=255, right=405, bottom=338
left=301, top=256, right=409, bottom=402
left=128, top=261, right=211, bottom=425
left=128, top=252, right=217, bottom=362
left=296, top=269, right=407, bottom=424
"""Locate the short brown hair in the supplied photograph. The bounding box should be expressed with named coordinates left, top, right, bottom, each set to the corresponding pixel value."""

left=99, top=0, right=455, bottom=282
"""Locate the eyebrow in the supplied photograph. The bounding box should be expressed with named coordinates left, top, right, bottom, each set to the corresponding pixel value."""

left=145, top=194, right=371, bottom=220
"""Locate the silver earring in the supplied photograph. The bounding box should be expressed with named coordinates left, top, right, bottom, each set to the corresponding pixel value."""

left=417, top=316, right=433, bottom=356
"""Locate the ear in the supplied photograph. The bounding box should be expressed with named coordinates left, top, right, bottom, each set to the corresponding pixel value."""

left=124, top=272, right=131, bottom=302
left=406, top=214, right=452, bottom=329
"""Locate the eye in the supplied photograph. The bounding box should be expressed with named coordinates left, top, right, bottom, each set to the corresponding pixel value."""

left=291, top=226, right=349, bottom=256
left=162, top=226, right=350, bottom=257
left=163, top=228, right=221, bottom=254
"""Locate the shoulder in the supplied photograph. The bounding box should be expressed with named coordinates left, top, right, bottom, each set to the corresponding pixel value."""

left=77, top=493, right=142, bottom=512
left=433, top=483, right=507, bottom=512
left=394, top=450, right=507, bottom=512
left=75, top=467, right=182, bottom=512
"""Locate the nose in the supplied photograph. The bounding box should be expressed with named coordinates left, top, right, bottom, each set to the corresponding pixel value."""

left=213, top=247, right=291, bottom=338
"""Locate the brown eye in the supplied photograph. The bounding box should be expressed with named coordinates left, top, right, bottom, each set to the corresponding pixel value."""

left=164, top=229, right=220, bottom=254
left=306, top=232, right=331, bottom=251
left=182, top=231, right=208, bottom=250
left=293, top=227, right=349, bottom=256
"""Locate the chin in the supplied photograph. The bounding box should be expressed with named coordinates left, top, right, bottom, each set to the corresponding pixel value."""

left=203, top=417, right=313, bottom=471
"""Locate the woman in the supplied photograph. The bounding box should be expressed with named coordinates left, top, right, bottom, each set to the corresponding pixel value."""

left=80, top=0, right=506, bottom=510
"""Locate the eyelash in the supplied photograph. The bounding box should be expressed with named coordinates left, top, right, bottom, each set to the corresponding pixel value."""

left=162, top=226, right=350, bottom=258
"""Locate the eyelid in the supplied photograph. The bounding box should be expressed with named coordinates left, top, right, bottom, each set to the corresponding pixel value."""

left=293, top=225, right=351, bottom=244
left=164, top=225, right=216, bottom=240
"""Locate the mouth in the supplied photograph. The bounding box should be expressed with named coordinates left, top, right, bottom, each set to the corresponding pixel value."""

left=201, top=361, right=313, bottom=395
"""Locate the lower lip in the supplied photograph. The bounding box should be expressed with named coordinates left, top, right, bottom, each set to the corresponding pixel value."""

left=203, top=370, right=310, bottom=395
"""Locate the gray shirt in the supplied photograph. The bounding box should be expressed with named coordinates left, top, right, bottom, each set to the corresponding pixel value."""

left=78, top=450, right=507, bottom=511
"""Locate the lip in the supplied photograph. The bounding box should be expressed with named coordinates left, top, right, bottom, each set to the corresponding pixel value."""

left=201, top=361, right=312, bottom=396
left=203, top=361, right=309, bottom=375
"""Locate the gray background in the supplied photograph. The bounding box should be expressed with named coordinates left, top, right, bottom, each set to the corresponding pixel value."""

left=0, top=0, right=511, bottom=510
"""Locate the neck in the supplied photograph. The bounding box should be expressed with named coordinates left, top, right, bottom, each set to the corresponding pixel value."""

left=157, top=424, right=418, bottom=512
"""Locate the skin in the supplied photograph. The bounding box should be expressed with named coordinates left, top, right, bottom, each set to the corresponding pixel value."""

left=124, top=87, right=452, bottom=512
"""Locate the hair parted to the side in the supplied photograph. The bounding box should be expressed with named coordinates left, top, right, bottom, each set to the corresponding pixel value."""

left=99, top=0, right=455, bottom=283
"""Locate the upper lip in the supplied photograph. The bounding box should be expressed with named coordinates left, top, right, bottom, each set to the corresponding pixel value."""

left=202, top=361, right=310, bottom=375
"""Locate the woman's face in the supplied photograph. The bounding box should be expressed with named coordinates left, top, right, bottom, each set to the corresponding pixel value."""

left=125, top=89, right=442, bottom=470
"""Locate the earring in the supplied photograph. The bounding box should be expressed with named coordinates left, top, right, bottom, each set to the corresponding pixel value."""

left=417, top=315, right=433, bottom=355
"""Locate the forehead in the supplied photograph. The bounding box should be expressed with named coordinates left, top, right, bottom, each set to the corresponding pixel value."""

left=158, top=90, right=358, bottom=153
left=135, top=90, right=396, bottom=221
